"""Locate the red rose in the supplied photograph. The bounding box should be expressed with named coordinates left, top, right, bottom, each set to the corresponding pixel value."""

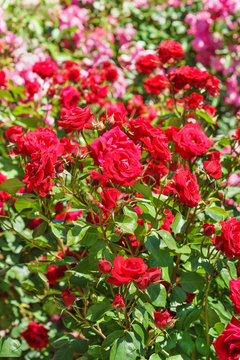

left=61, top=288, right=76, bottom=306
left=233, top=128, right=240, bottom=140
left=157, top=40, right=184, bottom=64
left=101, top=188, right=121, bottom=211
left=45, top=265, right=65, bottom=284
left=91, top=127, right=139, bottom=166
left=154, top=310, right=174, bottom=328
left=58, top=106, right=94, bottom=132
left=204, top=159, right=222, bottom=179
left=205, top=75, right=220, bottom=96
left=136, top=53, right=159, bottom=73
left=127, top=117, right=162, bottom=143
left=212, top=317, right=240, bottom=360
left=103, top=147, right=142, bottom=186
left=21, top=321, right=49, bottom=349
left=143, top=135, right=171, bottom=162
left=67, top=67, right=81, bottom=82
left=25, top=82, right=39, bottom=97
left=169, top=65, right=211, bottom=91
left=202, top=223, right=216, bottom=236
left=185, top=92, right=203, bottom=109
left=163, top=168, right=200, bottom=208
left=144, top=74, right=169, bottom=94
left=98, top=259, right=112, bottom=274
left=112, top=294, right=125, bottom=308
left=33, top=59, right=58, bottom=79
left=203, top=105, right=217, bottom=117
left=136, top=267, right=162, bottom=289
left=53, top=71, right=67, bottom=85
left=104, top=67, right=119, bottom=82
left=160, top=210, right=175, bottom=233
left=0, top=172, right=11, bottom=202
left=5, top=126, right=24, bottom=143
left=0, top=70, right=7, bottom=86
left=230, top=278, right=240, bottom=314
left=110, top=256, right=148, bottom=285
left=143, top=161, right=168, bottom=185
left=174, top=123, right=212, bottom=159
left=212, top=218, right=240, bottom=258
left=60, top=85, right=80, bottom=109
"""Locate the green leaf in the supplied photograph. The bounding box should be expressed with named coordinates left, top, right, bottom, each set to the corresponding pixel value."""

left=171, top=286, right=186, bottom=303
left=116, top=215, right=137, bottom=234
left=202, top=260, right=214, bottom=274
left=110, top=333, right=137, bottom=360
left=171, top=214, right=186, bottom=235
left=0, top=337, right=22, bottom=357
left=178, top=332, right=195, bottom=356
left=72, top=339, right=88, bottom=355
left=207, top=206, right=229, bottom=218
left=147, top=284, right=166, bottom=307
left=0, top=89, right=14, bottom=102
left=86, top=299, right=111, bottom=321
left=158, top=230, right=177, bottom=250
left=14, top=197, right=40, bottom=212
left=0, top=179, right=24, bottom=195
left=180, top=272, right=205, bottom=293
left=196, top=338, right=210, bottom=356
left=133, top=183, right=153, bottom=200
left=13, top=105, right=38, bottom=116
left=54, top=347, right=73, bottom=360
left=102, top=330, right=125, bottom=348
left=196, top=109, right=216, bottom=124
left=167, top=356, right=184, bottom=360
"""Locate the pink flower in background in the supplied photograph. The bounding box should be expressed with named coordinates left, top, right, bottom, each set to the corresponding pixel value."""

left=115, top=23, right=136, bottom=45
left=58, top=5, right=89, bottom=31
left=202, top=0, right=240, bottom=18
left=0, top=8, right=7, bottom=34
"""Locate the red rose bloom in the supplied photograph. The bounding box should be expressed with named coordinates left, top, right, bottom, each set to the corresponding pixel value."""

left=100, top=188, right=121, bottom=211
left=5, top=126, right=24, bottom=143
left=21, top=322, right=49, bottom=349
left=98, top=259, right=112, bottom=274
left=136, top=267, right=162, bottom=289
left=163, top=168, right=200, bottom=208
left=202, top=223, right=216, bottom=236
left=60, top=85, right=80, bottom=109
left=144, top=74, right=169, bottom=94
left=174, top=123, right=212, bottom=159
left=136, top=53, right=159, bottom=73
left=229, top=278, right=240, bottom=314
left=33, top=59, right=58, bottom=79
left=160, top=210, right=175, bottom=233
left=45, top=264, right=66, bottom=284
left=0, top=70, right=7, bottom=86
left=185, top=92, right=203, bottom=109
left=143, top=135, right=171, bottom=162
left=169, top=65, right=211, bottom=91
left=154, top=310, right=174, bottom=328
left=112, top=294, right=125, bottom=308
left=204, top=151, right=222, bottom=178
left=68, top=67, right=81, bottom=82
left=25, top=82, right=39, bottom=97
left=212, top=218, right=240, bottom=258
left=61, top=288, right=76, bottom=306
left=233, top=128, right=240, bottom=140
left=103, top=147, right=142, bottom=186
left=212, top=317, right=240, bottom=360
left=157, top=40, right=184, bottom=64
left=110, top=256, right=148, bottom=285
left=58, top=106, right=94, bottom=132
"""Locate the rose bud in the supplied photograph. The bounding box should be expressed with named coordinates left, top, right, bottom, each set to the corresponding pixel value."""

left=112, top=294, right=125, bottom=308
left=5, top=126, right=24, bottom=143
left=98, top=259, right=112, bottom=274
left=202, top=223, right=216, bottom=236
left=61, top=288, right=76, bottom=306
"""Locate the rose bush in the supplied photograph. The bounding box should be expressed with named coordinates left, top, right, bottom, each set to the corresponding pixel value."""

left=0, top=1, right=240, bottom=360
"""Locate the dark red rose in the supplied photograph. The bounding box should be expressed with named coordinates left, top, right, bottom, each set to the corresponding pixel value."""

left=47, top=86, right=56, bottom=97
left=33, top=59, right=58, bottom=79
left=157, top=40, right=184, bottom=64
left=136, top=53, right=159, bottom=73
left=25, top=82, right=39, bottom=97
left=112, top=294, right=125, bottom=308
left=160, top=210, right=175, bottom=233
left=21, top=321, right=49, bottom=349
left=233, top=128, right=240, bottom=140
left=143, top=161, right=168, bottom=185
left=154, top=310, right=174, bottom=328
left=58, top=106, right=94, bottom=132
left=103, top=147, right=142, bottom=186
left=230, top=278, right=240, bottom=314
left=174, top=123, right=212, bottom=159
left=67, top=67, right=81, bottom=82
left=212, top=317, right=240, bottom=360
left=127, top=117, right=163, bottom=143
left=45, top=265, right=65, bottom=284
left=61, top=288, right=76, bottom=306
left=104, top=67, right=119, bottom=82
left=204, top=158, right=222, bottom=179
left=110, top=256, right=148, bottom=285
left=5, top=126, right=24, bottom=143
left=163, top=168, right=200, bottom=208
left=202, top=223, right=216, bottom=236
left=60, top=85, right=80, bottom=109
left=169, top=65, right=211, bottom=91
left=205, top=75, right=220, bottom=96
left=164, top=126, right=180, bottom=142
left=136, top=267, right=162, bottom=289
left=212, top=218, right=240, bottom=258
left=144, top=74, right=169, bottom=94
left=98, top=259, right=112, bottom=274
